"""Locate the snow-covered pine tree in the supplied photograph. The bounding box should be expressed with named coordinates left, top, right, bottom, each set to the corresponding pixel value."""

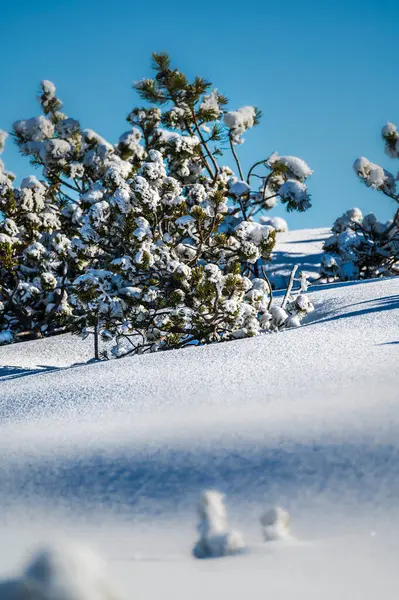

left=0, top=53, right=314, bottom=354
left=0, top=83, right=87, bottom=344
left=72, top=53, right=314, bottom=356
left=321, top=123, right=399, bottom=281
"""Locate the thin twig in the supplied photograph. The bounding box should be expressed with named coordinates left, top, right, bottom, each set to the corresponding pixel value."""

left=247, top=159, right=266, bottom=183
left=281, top=265, right=298, bottom=310
left=229, top=135, right=244, bottom=181
left=190, top=110, right=218, bottom=181
left=246, top=152, right=274, bottom=184
left=261, top=266, right=273, bottom=311
left=56, top=177, right=81, bottom=194
left=261, top=172, right=274, bottom=203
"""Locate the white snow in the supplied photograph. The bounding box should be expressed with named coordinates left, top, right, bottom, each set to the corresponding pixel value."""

left=41, top=80, right=56, bottom=95
left=260, top=215, right=288, bottom=232
left=228, top=177, right=250, bottom=197
left=20, top=175, right=46, bottom=192
left=260, top=506, right=291, bottom=541
left=223, top=106, right=256, bottom=143
left=0, top=130, right=8, bottom=153
left=192, top=490, right=245, bottom=559
left=13, top=116, right=55, bottom=141
left=278, top=179, right=310, bottom=209
left=0, top=542, right=123, bottom=600
left=353, top=157, right=396, bottom=191
left=268, top=153, right=313, bottom=179
left=0, top=229, right=398, bottom=599
left=382, top=122, right=397, bottom=137
left=263, top=226, right=330, bottom=288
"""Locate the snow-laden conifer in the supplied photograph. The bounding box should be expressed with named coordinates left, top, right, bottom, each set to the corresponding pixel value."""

left=321, top=123, right=399, bottom=281
left=0, top=82, right=84, bottom=343
left=0, top=53, right=314, bottom=353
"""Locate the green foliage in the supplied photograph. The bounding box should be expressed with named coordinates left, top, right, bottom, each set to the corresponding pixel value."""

left=0, top=241, right=17, bottom=269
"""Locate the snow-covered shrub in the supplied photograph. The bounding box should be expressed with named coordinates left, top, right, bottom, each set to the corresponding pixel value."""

left=260, top=506, right=291, bottom=541
left=72, top=54, right=314, bottom=356
left=0, top=542, right=123, bottom=600
left=192, top=490, right=245, bottom=558
left=0, top=82, right=87, bottom=343
left=321, top=206, right=399, bottom=281
left=0, top=169, right=79, bottom=342
left=263, top=267, right=314, bottom=330
left=0, top=52, right=314, bottom=353
left=321, top=124, right=399, bottom=281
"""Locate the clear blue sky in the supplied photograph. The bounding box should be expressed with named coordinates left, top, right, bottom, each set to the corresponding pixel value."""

left=1, top=0, right=398, bottom=228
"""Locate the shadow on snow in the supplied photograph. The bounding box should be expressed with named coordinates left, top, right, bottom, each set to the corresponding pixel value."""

left=0, top=365, right=61, bottom=381
left=306, top=294, right=399, bottom=327
left=1, top=440, right=398, bottom=518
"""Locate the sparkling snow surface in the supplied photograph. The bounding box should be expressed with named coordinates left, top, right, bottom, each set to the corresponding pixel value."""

left=264, top=226, right=329, bottom=288
left=0, top=230, right=398, bottom=599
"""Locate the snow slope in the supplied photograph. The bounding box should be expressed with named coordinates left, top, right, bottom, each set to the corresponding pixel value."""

left=0, top=230, right=398, bottom=599
left=264, top=227, right=330, bottom=288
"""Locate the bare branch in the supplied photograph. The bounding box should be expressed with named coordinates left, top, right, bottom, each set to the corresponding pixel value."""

left=261, top=266, right=273, bottom=311
left=229, top=135, right=244, bottom=181
left=281, top=265, right=298, bottom=310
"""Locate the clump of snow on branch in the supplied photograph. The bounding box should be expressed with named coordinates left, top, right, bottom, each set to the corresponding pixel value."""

left=268, top=153, right=313, bottom=180
left=382, top=121, right=399, bottom=158
left=224, top=106, right=256, bottom=144
left=192, top=490, right=245, bottom=559
left=199, top=89, right=222, bottom=120
left=353, top=157, right=395, bottom=194
left=13, top=116, right=55, bottom=142
left=278, top=179, right=311, bottom=212
left=228, top=177, right=250, bottom=197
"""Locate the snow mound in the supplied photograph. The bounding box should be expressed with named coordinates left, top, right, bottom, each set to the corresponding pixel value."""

left=263, top=227, right=330, bottom=288
left=260, top=506, right=291, bottom=541
left=193, top=490, right=245, bottom=558
left=0, top=542, right=122, bottom=600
